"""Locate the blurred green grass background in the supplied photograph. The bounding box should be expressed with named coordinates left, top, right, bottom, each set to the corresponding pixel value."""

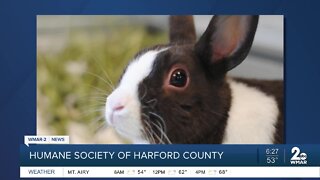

left=37, top=23, right=167, bottom=143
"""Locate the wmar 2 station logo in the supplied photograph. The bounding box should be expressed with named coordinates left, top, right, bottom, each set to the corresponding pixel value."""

left=290, top=147, right=308, bottom=165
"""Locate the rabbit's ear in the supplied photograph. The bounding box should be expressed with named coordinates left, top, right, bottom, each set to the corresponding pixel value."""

left=195, top=15, right=259, bottom=71
left=169, top=16, right=196, bottom=44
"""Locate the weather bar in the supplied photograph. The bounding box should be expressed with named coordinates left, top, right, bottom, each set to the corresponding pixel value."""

left=20, top=166, right=320, bottom=178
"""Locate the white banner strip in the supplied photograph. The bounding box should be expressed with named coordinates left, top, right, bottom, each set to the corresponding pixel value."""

left=20, top=166, right=320, bottom=178
left=24, top=136, right=69, bottom=146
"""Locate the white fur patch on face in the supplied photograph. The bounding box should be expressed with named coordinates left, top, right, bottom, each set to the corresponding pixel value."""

left=222, top=78, right=279, bottom=144
left=105, top=48, right=168, bottom=144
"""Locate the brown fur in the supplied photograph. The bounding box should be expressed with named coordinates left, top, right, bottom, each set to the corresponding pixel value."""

left=170, top=16, right=196, bottom=44
left=138, top=45, right=231, bottom=143
left=121, top=15, right=283, bottom=144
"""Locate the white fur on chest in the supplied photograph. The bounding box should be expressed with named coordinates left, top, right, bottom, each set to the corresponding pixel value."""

left=222, top=78, right=279, bottom=144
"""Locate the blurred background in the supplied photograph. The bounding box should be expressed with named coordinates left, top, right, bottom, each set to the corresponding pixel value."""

left=37, top=15, right=283, bottom=144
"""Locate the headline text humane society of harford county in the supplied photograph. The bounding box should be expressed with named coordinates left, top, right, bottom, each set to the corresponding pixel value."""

left=29, top=151, right=224, bottom=160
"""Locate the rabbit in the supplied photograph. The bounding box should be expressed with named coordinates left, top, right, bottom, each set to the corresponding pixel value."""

left=105, top=15, right=283, bottom=144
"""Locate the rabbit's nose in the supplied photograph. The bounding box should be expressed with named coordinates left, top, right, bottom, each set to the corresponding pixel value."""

left=112, top=103, right=124, bottom=112
left=107, top=99, right=127, bottom=125
left=106, top=91, right=128, bottom=112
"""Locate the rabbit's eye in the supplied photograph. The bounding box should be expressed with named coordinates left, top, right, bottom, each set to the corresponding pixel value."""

left=164, top=65, right=189, bottom=91
left=170, top=69, right=188, bottom=87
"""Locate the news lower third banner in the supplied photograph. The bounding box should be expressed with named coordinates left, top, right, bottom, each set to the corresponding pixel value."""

left=20, top=141, right=320, bottom=178
left=21, top=144, right=320, bottom=166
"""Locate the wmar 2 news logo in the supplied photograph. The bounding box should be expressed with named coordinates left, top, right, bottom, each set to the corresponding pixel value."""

left=290, top=147, right=307, bottom=165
